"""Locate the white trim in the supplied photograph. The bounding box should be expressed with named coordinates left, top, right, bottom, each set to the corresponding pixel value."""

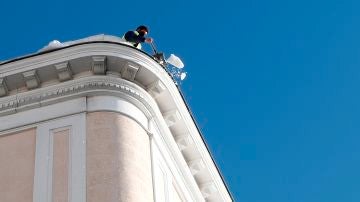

left=0, top=41, right=232, bottom=201
left=149, top=119, right=204, bottom=202
left=0, top=98, right=86, bottom=132
left=48, top=126, right=71, bottom=202
left=87, top=95, right=148, bottom=129
left=33, top=113, right=86, bottom=202
left=0, top=74, right=229, bottom=201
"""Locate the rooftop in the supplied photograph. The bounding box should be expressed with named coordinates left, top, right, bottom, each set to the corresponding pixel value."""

left=0, top=35, right=233, bottom=201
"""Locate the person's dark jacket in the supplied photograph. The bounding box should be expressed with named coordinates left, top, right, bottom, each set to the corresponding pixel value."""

left=124, top=31, right=146, bottom=48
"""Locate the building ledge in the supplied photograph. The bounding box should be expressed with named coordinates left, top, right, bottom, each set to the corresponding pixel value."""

left=0, top=36, right=233, bottom=201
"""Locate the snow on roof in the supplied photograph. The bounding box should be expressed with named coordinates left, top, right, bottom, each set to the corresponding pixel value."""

left=0, top=35, right=131, bottom=65
left=1, top=34, right=187, bottom=84
left=38, top=34, right=131, bottom=52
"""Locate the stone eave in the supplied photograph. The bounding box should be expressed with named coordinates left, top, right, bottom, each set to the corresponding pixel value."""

left=0, top=38, right=233, bottom=201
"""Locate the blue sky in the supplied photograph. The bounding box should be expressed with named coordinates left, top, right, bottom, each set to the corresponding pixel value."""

left=2, top=0, right=360, bottom=201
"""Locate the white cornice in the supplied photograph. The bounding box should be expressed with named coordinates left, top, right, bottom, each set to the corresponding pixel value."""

left=0, top=40, right=232, bottom=201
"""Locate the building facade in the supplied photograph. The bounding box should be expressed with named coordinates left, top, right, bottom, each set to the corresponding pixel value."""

left=0, top=35, right=232, bottom=202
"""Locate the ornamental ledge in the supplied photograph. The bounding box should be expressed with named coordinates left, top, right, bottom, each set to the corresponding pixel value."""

left=0, top=76, right=149, bottom=116
left=0, top=40, right=232, bottom=201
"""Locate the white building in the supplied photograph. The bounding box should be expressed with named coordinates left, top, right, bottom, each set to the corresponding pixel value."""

left=0, top=35, right=233, bottom=202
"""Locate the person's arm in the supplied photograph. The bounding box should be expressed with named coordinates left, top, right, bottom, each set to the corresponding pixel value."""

left=124, top=31, right=146, bottom=43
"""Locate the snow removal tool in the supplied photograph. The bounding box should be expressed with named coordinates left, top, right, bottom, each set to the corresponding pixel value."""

left=150, top=41, right=166, bottom=66
left=150, top=41, right=184, bottom=69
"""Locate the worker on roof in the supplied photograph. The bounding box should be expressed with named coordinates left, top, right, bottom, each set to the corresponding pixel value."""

left=124, top=25, right=153, bottom=49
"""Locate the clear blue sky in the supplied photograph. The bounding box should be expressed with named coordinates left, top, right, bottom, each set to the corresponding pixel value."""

left=2, top=0, right=360, bottom=201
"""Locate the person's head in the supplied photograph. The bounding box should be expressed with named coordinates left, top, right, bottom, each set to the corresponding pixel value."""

left=136, top=25, right=149, bottom=36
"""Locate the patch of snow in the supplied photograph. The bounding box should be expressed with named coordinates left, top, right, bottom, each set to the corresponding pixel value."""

left=36, top=35, right=189, bottom=85
left=38, top=35, right=128, bottom=53
left=165, top=54, right=187, bottom=84
left=180, top=72, right=187, bottom=80
left=166, top=54, right=184, bottom=69
left=38, top=40, right=64, bottom=52
left=166, top=63, right=187, bottom=85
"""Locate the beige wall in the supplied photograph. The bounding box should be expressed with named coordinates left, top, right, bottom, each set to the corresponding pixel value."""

left=87, top=112, right=153, bottom=202
left=0, top=128, right=36, bottom=202
left=52, top=129, right=70, bottom=202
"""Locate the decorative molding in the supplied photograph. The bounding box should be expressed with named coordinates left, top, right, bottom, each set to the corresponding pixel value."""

left=106, top=71, right=121, bottom=78
left=163, top=109, right=181, bottom=127
left=175, top=134, right=194, bottom=151
left=151, top=133, right=203, bottom=202
left=0, top=41, right=233, bottom=201
left=0, top=75, right=230, bottom=201
left=34, top=113, right=86, bottom=202
left=188, top=159, right=206, bottom=175
left=0, top=96, right=17, bottom=116
left=91, top=56, right=107, bottom=75
left=0, top=78, right=8, bottom=97
left=121, top=61, right=139, bottom=81
left=147, top=80, right=166, bottom=98
left=22, top=70, right=40, bottom=89
left=0, top=98, right=86, bottom=132
left=55, top=62, right=73, bottom=81
left=200, top=182, right=217, bottom=199
left=0, top=77, right=147, bottom=117
left=87, top=96, right=148, bottom=130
